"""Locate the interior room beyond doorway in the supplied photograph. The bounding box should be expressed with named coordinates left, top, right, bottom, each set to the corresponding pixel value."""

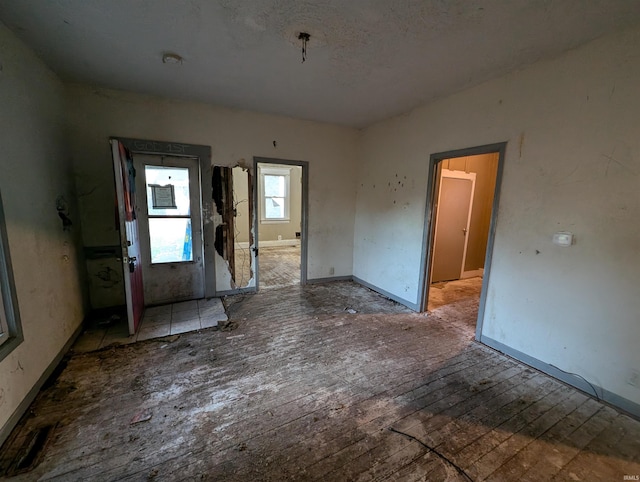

left=427, top=151, right=500, bottom=330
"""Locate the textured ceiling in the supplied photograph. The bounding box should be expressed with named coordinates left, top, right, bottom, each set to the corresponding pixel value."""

left=1, top=1, right=640, bottom=127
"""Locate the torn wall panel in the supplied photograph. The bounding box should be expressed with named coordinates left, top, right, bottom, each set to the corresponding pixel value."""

left=212, top=165, right=255, bottom=291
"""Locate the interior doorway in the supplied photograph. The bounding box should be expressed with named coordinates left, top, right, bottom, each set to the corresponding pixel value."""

left=254, top=157, right=308, bottom=290
left=421, top=143, right=505, bottom=340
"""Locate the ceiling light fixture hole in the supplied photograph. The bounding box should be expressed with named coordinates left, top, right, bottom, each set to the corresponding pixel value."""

left=298, top=32, right=310, bottom=63
left=162, top=52, right=183, bottom=65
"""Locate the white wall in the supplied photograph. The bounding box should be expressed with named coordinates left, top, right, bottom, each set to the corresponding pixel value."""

left=64, top=85, right=359, bottom=299
left=0, top=23, right=87, bottom=437
left=354, top=26, right=640, bottom=408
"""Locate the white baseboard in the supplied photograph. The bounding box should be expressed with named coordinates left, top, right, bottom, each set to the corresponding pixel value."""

left=461, top=268, right=484, bottom=279
left=237, top=239, right=300, bottom=249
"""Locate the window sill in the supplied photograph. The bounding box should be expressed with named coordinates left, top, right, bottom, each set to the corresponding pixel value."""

left=0, top=333, right=24, bottom=363
left=260, top=219, right=290, bottom=224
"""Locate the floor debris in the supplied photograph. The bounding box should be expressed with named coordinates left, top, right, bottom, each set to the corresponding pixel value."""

left=4, top=281, right=639, bottom=481
left=130, top=409, right=153, bottom=425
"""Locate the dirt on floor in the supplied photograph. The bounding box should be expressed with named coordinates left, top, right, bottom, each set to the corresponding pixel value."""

left=2, top=280, right=639, bottom=481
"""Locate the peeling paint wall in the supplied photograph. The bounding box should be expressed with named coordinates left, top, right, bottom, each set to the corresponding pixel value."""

left=64, top=85, right=359, bottom=298
left=0, top=23, right=87, bottom=436
left=354, top=26, right=640, bottom=406
left=233, top=167, right=252, bottom=244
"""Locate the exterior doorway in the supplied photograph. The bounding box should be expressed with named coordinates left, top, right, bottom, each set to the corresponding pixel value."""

left=420, top=143, right=506, bottom=340
left=111, top=138, right=213, bottom=335
left=133, top=154, right=204, bottom=305
left=253, top=157, right=308, bottom=290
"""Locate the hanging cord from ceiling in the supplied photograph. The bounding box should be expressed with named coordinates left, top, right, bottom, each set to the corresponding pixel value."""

left=298, top=32, right=310, bottom=63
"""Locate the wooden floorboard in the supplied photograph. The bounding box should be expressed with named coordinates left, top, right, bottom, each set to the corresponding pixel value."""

left=2, top=280, right=639, bottom=481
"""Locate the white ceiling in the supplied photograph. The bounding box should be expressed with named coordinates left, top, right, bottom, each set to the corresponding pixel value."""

left=2, top=1, right=640, bottom=128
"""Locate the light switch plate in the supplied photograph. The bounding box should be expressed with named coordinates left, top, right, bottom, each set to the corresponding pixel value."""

left=553, top=232, right=573, bottom=247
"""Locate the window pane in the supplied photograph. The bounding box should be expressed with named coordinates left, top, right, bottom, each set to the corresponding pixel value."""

left=145, top=166, right=191, bottom=216
left=265, top=196, right=285, bottom=219
left=149, top=218, right=193, bottom=263
left=264, top=174, right=285, bottom=197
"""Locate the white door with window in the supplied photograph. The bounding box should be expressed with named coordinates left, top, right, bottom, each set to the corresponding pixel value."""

left=134, top=154, right=204, bottom=305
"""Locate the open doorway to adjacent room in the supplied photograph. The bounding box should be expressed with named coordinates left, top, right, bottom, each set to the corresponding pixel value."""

left=421, top=144, right=505, bottom=338
left=254, top=158, right=307, bottom=290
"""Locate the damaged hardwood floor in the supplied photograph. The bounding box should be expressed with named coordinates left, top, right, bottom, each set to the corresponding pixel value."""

left=2, top=281, right=639, bottom=481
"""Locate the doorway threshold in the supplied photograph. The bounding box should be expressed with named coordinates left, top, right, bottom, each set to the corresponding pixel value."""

left=72, top=299, right=228, bottom=353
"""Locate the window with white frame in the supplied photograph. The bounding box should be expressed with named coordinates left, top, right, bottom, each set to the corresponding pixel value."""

left=260, top=166, right=291, bottom=223
left=0, top=191, right=23, bottom=360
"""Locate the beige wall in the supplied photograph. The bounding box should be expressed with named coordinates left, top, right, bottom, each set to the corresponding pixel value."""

left=443, top=153, right=499, bottom=272
left=0, top=24, right=87, bottom=439
left=64, top=85, right=359, bottom=297
left=354, top=25, right=640, bottom=408
left=233, top=166, right=251, bottom=244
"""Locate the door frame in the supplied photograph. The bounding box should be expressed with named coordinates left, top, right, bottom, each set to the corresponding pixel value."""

left=253, top=157, right=309, bottom=289
left=418, top=142, right=507, bottom=342
left=113, top=138, right=215, bottom=298
left=111, top=140, right=144, bottom=334
left=431, top=169, right=476, bottom=283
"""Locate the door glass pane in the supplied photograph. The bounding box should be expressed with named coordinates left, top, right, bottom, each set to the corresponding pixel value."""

left=149, top=218, right=193, bottom=263
left=145, top=166, right=191, bottom=216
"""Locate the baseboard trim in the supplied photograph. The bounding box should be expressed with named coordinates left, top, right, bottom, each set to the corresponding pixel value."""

left=481, top=335, right=640, bottom=420
left=306, top=275, right=353, bottom=284
left=461, top=268, right=484, bottom=279
left=352, top=276, right=419, bottom=311
left=237, top=239, right=300, bottom=249
left=216, top=287, right=257, bottom=297
left=0, top=322, right=84, bottom=447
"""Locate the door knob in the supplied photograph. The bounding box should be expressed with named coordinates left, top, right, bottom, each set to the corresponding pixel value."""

left=462, top=228, right=467, bottom=235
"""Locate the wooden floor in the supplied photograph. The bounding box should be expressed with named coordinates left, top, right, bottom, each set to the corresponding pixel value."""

left=258, top=245, right=300, bottom=289
left=2, top=281, right=639, bottom=481
left=232, top=245, right=300, bottom=290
